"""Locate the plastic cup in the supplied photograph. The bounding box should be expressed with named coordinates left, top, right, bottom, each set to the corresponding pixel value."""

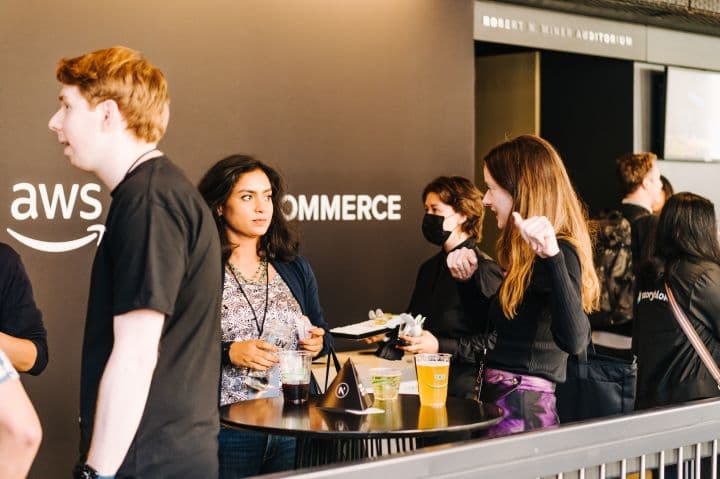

left=370, top=398, right=402, bottom=429
left=278, top=351, right=312, bottom=405
left=370, top=367, right=402, bottom=400
left=414, top=353, right=451, bottom=407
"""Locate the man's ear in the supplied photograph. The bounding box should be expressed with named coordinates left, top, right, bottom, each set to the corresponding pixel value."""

left=641, top=173, right=653, bottom=191
left=98, top=99, right=125, bottom=132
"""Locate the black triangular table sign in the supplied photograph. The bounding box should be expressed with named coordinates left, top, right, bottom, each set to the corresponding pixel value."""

left=317, top=357, right=373, bottom=412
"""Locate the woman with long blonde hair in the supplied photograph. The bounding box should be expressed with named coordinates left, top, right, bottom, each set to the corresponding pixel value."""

left=478, top=134, right=598, bottom=436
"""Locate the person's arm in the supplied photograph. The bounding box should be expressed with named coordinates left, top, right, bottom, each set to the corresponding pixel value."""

left=424, top=256, right=502, bottom=362
left=0, top=366, right=42, bottom=479
left=0, top=250, right=47, bottom=375
left=85, top=309, right=164, bottom=476
left=688, top=265, right=720, bottom=343
left=512, top=212, right=589, bottom=354
left=0, top=333, right=37, bottom=373
left=543, top=243, right=591, bottom=355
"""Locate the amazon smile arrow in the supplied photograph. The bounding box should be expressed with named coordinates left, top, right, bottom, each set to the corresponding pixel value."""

left=6, top=224, right=106, bottom=253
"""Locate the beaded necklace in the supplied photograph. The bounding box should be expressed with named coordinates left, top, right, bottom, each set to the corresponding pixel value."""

left=228, top=259, right=269, bottom=337
left=228, top=257, right=268, bottom=285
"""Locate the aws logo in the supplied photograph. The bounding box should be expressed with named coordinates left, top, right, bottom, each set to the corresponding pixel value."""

left=6, top=183, right=105, bottom=253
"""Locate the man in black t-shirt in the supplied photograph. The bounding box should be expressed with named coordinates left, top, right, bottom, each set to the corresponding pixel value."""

left=48, top=46, right=221, bottom=479
left=616, top=153, right=664, bottom=276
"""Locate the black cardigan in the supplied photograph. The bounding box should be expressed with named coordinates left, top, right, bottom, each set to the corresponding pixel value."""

left=407, top=240, right=503, bottom=397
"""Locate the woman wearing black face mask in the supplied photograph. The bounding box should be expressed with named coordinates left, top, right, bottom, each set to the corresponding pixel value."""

left=398, top=176, right=503, bottom=398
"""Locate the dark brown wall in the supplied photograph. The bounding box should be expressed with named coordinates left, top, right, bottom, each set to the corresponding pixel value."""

left=0, top=1, right=474, bottom=476
left=540, top=51, right=635, bottom=215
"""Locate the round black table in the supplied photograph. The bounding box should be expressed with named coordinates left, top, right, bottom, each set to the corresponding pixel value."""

left=220, top=394, right=504, bottom=467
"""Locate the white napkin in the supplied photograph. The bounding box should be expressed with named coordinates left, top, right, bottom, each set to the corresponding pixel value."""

left=344, top=407, right=385, bottom=415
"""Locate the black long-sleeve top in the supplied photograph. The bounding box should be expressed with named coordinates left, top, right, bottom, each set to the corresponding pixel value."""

left=408, top=239, right=503, bottom=397
left=486, top=240, right=590, bottom=383
left=0, top=243, right=48, bottom=375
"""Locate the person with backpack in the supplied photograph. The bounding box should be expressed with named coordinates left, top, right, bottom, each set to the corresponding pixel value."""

left=591, top=152, right=664, bottom=343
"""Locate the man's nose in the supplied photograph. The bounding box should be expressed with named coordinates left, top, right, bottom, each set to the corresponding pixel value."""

left=48, top=110, right=61, bottom=132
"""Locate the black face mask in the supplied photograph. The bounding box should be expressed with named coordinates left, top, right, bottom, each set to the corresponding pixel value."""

left=422, top=213, right=452, bottom=246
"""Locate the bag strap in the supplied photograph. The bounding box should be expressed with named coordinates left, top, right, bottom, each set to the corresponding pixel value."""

left=665, top=282, right=720, bottom=389
left=323, top=347, right=342, bottom=393
left=473, top=304, right=493, bottom=402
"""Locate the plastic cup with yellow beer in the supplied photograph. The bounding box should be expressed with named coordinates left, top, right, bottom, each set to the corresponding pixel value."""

left=418, top=405, right=448, bottom=429
left=414, top=353, right=451, bottom=407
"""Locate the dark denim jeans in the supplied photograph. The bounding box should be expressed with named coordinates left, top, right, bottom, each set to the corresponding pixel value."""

left=219, top=426, right=296, bottom=478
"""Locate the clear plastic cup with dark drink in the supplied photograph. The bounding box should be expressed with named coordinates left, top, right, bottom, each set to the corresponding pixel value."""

left=279, top=351, right=312, bottom=404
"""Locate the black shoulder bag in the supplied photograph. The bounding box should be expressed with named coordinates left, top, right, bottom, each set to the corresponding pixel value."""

left=556, top=343, right=637, bottom=422
left=309, top=347, right=342, bottom=395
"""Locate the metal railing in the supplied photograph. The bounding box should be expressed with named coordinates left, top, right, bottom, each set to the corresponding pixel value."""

left=272, top=398, right=720, bottom=479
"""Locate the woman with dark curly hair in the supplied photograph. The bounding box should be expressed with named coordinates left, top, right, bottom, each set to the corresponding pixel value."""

left=396, top=176, right=503, bottom=399
left=199, top=155, right=332, bottom=478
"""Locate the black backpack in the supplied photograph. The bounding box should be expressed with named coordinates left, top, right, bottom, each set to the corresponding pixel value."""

left=590, top=210, right=634, bottom=329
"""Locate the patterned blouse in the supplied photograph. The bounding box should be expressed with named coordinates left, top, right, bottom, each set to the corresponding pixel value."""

left=220, top=267, right=302, bottom=406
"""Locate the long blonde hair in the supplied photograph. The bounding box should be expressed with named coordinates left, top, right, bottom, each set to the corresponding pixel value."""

left=483, top=135, right=599, bottom=319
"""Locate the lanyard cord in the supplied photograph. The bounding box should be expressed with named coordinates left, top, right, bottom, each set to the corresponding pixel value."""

left=229, top=261, right=269, bottom=337
left=121, top=148, right=159, bottom=183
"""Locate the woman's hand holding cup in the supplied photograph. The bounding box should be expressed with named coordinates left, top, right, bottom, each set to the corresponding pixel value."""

left=299, top=326, right=325, bottom=356
left=229, top=339, right=278, bottom=370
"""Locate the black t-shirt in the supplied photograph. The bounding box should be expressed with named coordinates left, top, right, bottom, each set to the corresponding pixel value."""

left=407, top=240, right=503, bottom=397
left=620, top=202, right=656, bottom=271
left=79, top=157, right=221, bottom=478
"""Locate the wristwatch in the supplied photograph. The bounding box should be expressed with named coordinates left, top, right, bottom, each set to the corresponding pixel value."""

left=73, top=463, right=115, bottom=479
left=73, top=463, right=98, bottom=479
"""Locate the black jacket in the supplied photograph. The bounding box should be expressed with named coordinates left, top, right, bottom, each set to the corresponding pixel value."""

left=633, top=258, right=720, bottom=409
left=407, top=240, right=503, bottom=397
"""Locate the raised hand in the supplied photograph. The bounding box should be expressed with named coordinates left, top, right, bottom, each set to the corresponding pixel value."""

left=512, top=212, right=560, bottom=258
left=447, top=247, right=478, bottom=281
